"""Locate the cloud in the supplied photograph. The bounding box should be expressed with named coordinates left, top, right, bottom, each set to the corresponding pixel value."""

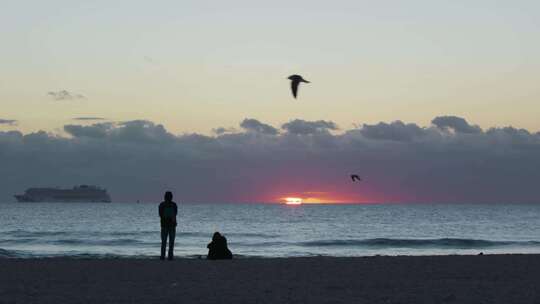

left=73, top=117, right=106, bottom=121
left=0, top=119, right=17, bottom=126
left=360, top=120, right=425, bottom=141
left=47, top=90, right=86, bottom=101
left=64, top=120, right=174, bottom=143
left=282, top=119, right=338, bottom=135
left=1, top=116, right=540, bottom=203
left=212, top=127, right=237, bottom=135
left=240, top=118, right=279, bottom=135
left=432, top=116, right=482, bottom=134
left=64, top=123, right=113, bottom=138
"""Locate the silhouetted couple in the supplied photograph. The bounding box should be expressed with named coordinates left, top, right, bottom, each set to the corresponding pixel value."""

left=158, top=191, right=233, bottom=260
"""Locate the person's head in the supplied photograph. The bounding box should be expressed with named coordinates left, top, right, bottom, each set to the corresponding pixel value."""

left=164, top=191, right=173, bottom=202
left=212, top=232, right=222, bottom=242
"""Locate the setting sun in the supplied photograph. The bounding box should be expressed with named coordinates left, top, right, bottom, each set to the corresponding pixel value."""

left=284, top=197, right=303, bottom=205
left=277, top=192, right=356, bottom=204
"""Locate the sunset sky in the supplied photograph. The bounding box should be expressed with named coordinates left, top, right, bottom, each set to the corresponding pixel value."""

left=1, top=1, right=540, bottom=203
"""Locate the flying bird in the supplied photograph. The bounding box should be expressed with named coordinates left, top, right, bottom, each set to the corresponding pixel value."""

left=351, top=175, right=362, bottom=182
left=288, top=75, right=310, bottom=99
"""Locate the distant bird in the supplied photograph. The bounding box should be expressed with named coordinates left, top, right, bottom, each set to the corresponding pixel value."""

left=288, top=75, right=310, bottom=99
left=351, top=175, right=362, bottom=182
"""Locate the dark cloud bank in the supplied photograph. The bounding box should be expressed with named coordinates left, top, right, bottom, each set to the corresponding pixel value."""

left=1, top=116, right=539, bottom=203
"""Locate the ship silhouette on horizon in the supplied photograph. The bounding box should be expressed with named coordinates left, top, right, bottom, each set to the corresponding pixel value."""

left=14, top=185, right=111, bottom=203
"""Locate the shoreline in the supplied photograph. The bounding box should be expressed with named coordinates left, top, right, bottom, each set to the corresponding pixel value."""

left=1, top=252, right=539, bottom=258
left=2, top=251, right=540, bottom=260
left=1, top=254, right=539, bottom=303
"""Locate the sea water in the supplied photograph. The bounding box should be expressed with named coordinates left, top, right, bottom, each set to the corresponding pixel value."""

left=1, top=202, right=539, bottom=258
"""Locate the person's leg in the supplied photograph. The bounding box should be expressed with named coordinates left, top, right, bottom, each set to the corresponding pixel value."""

left=168, top=228, right=176, bottom=260
left=160, top=228, right=168, bottom=260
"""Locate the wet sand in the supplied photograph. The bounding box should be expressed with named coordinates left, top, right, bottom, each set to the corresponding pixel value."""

left=0, top=255, right=539, bottom=304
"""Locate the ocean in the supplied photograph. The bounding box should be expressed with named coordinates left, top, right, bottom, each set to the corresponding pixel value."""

left=1, top=202, right=539, bottom=258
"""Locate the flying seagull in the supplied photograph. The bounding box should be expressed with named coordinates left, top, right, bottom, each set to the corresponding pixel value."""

left=288, top=75, right=310, bottom=99
left=351, top=175, right=362, bottom=182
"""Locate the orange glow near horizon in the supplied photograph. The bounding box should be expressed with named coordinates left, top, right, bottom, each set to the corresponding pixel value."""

left=284, top=197, right=303, bottom=205
left=281, top=195, right=349, bottom=205
left=276, top=186, right=374, bottom=204
left=278, top=192, right=369, bottom=204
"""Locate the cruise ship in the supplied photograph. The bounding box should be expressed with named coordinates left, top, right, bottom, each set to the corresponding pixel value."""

left=14, top=185, right=111, bottom=203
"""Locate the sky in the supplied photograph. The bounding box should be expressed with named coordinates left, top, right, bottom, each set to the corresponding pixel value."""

left=1, top=1, right=540, bottom=203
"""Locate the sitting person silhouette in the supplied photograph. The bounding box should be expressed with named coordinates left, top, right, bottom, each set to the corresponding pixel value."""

left=207, top=232, right=233, bottom=260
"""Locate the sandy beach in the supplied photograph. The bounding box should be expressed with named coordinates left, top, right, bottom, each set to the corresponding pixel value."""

left=1, top=254, right=539, bottom=304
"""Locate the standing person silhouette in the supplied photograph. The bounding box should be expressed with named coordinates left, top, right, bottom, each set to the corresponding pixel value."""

left=159, top=191, right=178, bottom=260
